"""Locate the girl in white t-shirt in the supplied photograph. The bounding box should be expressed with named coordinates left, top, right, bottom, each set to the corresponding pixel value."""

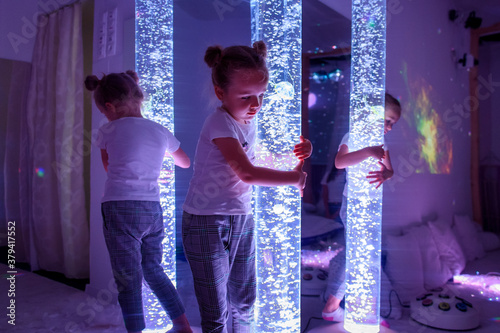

left=182, top=41, right=312, bottom=332
left=85, top=71, right=192, bottom=333
left=321, top=93, right=401, bottom=323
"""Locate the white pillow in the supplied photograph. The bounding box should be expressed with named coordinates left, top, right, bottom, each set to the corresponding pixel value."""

left=427, top=220, right=466, bottom=276
left=452, top=214, right=485, bottom=261
left=479, top=231, right=500, bottom=252
left=411, top=224, right=451, bottom=290
left=384, top=231, right=426, bottom=304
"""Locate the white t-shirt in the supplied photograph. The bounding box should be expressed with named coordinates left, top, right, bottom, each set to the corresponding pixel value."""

left=339, top=133, right=350, bottom=197
left=183, top=107, right=256, bottom=215
left=97, top=117, right=180, bottom=202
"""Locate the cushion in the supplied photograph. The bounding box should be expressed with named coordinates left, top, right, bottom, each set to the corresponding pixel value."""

left=427, top=220, right=466, bottom=276
left=452, top=215, right=485, bottom=261
left=411, top=224, right=451, bottom=290
left=384, top=231, right=426, bottom=304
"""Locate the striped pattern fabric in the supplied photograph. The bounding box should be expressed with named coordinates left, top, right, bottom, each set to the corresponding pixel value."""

left=182, top=212, right=256, bottom=333
left=102, top=200, right=185, bottom=332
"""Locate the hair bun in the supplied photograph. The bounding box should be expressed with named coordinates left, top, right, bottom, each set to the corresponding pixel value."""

left=125, top=70, right=139, bottom=83
left=84, top=75, right=100, bottom=91
left=252, top=41, right=267, bottom=59
left=204, top=45, right=223, bottom=68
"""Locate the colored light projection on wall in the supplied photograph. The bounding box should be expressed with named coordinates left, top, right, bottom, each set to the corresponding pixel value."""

left=402, top=63, right=453, bottom=174
left=135, top=1, right=175, bottom=331
left=251, top=0, right=302, bottom=332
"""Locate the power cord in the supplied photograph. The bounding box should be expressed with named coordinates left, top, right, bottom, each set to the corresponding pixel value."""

left=301, top=316, right=324, bottom=333
left=380, top=289, right=409, bottom=319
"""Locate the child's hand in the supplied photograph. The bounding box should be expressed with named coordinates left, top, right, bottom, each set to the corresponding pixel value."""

left=364, top=145, right=385, bottom=160
left=294, top=160, right=307, bottom=197
left=293, top=136, right=313, bottom=160
left=367, top=161, right=394, bottom=189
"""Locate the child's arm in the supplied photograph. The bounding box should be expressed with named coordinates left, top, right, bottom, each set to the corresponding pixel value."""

left=335, top=144, right=385, bottom=169
left=101, top=149, right=109, bottom=172
left=366, top=149, right=394, bottom=189
left=213, top=137, right=306, bottom=190
left=170, top=147, right=191, bottom=168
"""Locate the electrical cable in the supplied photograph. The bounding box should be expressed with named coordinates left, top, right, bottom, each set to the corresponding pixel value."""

left=380, top=289, right=409, bottom=319
left=301, top=316, right=324, bottom=333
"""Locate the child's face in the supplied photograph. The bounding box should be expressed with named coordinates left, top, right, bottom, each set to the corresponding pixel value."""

left=215, top=70, right=268, bottom=124
left=384, top=106, right=400, bottom=134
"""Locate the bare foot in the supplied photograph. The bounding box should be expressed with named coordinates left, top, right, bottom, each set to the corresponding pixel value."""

left=166, top=314, right=193, bottom=333
left=322, top=294, right=341, bottom=313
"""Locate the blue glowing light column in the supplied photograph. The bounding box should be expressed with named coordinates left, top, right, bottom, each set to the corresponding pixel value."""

left=136, top=1, right=175, bottom=331
left=251, top=1, right=302, bottom=332
left=344, top=1, right=386, bottom=332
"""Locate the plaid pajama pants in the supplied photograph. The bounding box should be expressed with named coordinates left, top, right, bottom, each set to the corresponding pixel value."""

left=326, top=195, right=348, bottom=300
left=102, top=201, right=185, bottom=332
left=182, top=212, right=256, bottom=333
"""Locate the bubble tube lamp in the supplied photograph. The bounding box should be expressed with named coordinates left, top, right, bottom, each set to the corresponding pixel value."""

left=251, top=1, right=302, bottom=332
left=135, top=0, right=175, bottom=331
left=344, top=0, right=386, bottom=332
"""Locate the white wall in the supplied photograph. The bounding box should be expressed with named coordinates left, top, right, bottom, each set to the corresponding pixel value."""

left=0, top=0, right=42, bottom=62
left=383, top=0, right=473, bottom=230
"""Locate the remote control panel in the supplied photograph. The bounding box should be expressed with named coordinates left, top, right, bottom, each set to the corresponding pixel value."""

left=410, top=291, right=479, bottom=331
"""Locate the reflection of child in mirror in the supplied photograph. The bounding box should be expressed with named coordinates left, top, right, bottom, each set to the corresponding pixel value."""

left=85, top=71, right=192, bottom=333
left=322, top=93, right=402, bottom=323
left=321, top=165, right=346, bottom=221
left=182, top=41, right=312, bottom=333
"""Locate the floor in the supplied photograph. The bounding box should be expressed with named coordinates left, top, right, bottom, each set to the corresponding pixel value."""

left=1, top=227, right=500, bottom=332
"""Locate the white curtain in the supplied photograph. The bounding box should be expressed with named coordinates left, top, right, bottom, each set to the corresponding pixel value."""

left=18, top=2, right=88, bottom=279
left=3, top=60, right=32, bottom=265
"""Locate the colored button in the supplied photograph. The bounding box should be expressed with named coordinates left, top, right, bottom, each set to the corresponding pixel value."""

left=456, top=302, right=468, bottom=312
left=438, top=302, right=451, bottom=311
left=455, top=296, right=473, bottom=308
left=422, top=299, right=433, bottom=307
left=417, top=293, right=432, bottom=301
left=303, top=273, right=313, bottom=281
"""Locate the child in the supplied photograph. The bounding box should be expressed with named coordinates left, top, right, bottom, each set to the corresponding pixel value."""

left=321, top=93, right=401, bottom=322
left=182, top=41, right=312, bottom=332
left=85, top=71, right=192, bottom=333
left=321, top=163, right=346, bottom=221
